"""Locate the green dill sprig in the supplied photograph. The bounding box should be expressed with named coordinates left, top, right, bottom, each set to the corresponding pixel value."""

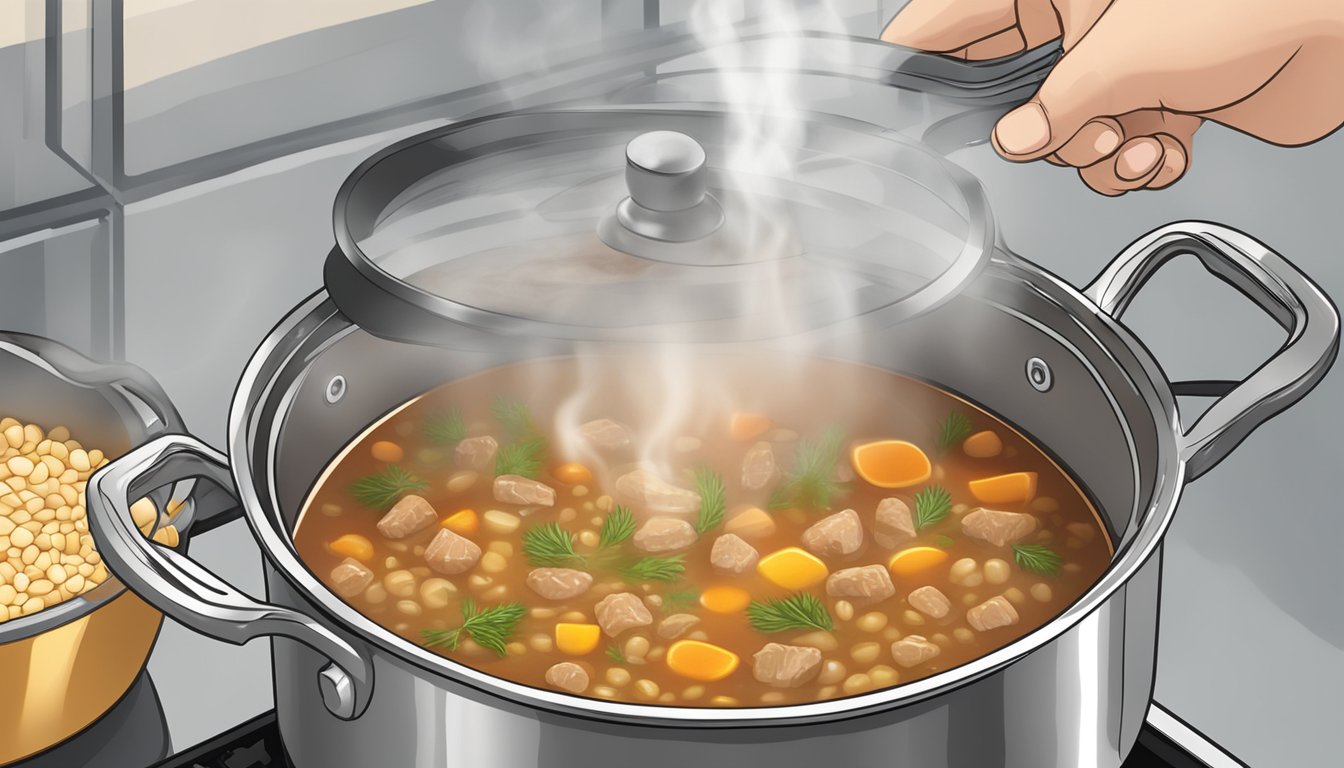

left=349, top=466, right=428, bottom=510
left=605, top=644, right=627, bottom=664
left=660, top=587, right=700, bottom=611
left=692, top=468, right=726, bottom=534
left=769, top=427, right=848, bottom=510
left=597, top=506, right=636, bottom=551
left=914, top=486, right=953, bottom=531
left=492, top=397, right=537, bottom=441
left=746, top=594, right=834, bottom=633
left=935, top=411, right=973, bottom=453
left=495, top=436, right=546, bottom=479
left=425, top=409, right=467, bottom=446
left=520, top=522, right=585, bottom=567
left=621, top=555, right=685, bottom=583
left=1013, top=543, right=1063, bottom=577
left=421, top=598, right=526, bottom=657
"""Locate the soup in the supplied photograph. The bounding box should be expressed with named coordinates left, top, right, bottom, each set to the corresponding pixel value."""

left=294, top=356, right=1111, bottom=707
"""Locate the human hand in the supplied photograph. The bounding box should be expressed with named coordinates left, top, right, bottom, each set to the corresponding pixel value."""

left=882, top=0, right=1344, bottom=194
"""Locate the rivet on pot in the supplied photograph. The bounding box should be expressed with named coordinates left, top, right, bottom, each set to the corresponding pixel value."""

left=1026, top=358, right=1053, bottom=392
left=325, top=375, right=347, bottom=405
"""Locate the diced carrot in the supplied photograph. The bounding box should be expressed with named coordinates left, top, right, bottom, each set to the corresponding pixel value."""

left=968, top=472, right=1038, bottom=504
left=730, top=412, right=773, bottom=442
left=699, top=585, right=752, bottom=614
left=442, top=508, right=478, bottom=535
left=962, top=431, right=1003, bottom=459
left=887, top=546, right=949, bottom=577
left=666, top=640, right=740, bottom=681
left=850, top=440, right=931, bottom=489
left=555, top=623, right=602, bottom=655
left=371, top=440, right=404, bottom=463
left=553, top=462, right=593, bottom=485
left=327, top=534, right=374, bottom=562
left=757, top=547, right=829, bottom=590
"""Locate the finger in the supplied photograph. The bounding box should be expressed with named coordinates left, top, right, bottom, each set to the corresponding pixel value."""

left=1054, top=0, right=1116, bottom=48
left=1145, top=133, right=1191, bottom=190
left=991, top=21, right=1152, bottom=161
left=955, top=28, right=1026, bottom=60
left=1077, top=136, right=1165, bottom=195
left=881, top=0, right=1019, bottom=53
left=1052, top=117, right=1123, bottom=167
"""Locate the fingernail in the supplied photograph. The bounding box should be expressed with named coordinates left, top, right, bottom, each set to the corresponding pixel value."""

left=995, top=103, right=1051, bottom=155
left=1091, top=124, right=1121, bottom=155
left=1117, top=139, right=1161, bottom=180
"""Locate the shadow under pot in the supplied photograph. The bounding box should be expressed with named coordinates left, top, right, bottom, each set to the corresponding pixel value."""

left=84, top=106, right=1337, bottom=768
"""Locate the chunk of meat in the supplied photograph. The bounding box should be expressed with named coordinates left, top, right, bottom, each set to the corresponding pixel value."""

left=545, top=662, right=590, bottom=693
left=329, top=558, right=374, bottom=597
left=493, top=475, right=556, bottom=507
left=802, top=509, right=864, bottom=558
left=633, top=517, right=698, bottom=553
left=967, top=596, right=1020, bottom=632
left=526, top=568, right=594, bottom=600
left=375, top=495, right=437, bottom=539
left=741, top=442, right=776, bottom=490
left=873, top=497, right=916, bottom=549
left=454, top=436, right=498, bottom=471
left=825, top=565, right=895, bottom=604
left=579, top=418, right=632, bottom=450
left=710, top=534, right=759, bottom=574
left=890, top=635, right=941, bottom=669
left=657, top=613, right=702, bottom=640
left=423, top=528, right=482, bottom=575
left=752, top=643, right=823, bottom=689
left=594, top=592, right=654, bottom=637
left=961, top=508, right=1037, bottom=547
left=613, top=469, right=701, bottom=522
left=907, top=585, right=951, bottom=619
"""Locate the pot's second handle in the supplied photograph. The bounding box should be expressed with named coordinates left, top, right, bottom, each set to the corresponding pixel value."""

left=1084, top=221, right=1339, bottom=480
left=86, top=435, right=373, bottom=720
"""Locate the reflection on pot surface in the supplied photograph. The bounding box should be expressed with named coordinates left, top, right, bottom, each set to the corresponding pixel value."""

left=295, top=355, right=1114, bottom=708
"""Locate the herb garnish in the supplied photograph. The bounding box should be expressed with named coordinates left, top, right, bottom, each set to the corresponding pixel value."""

left=660, top=587, right=700, bottom=611
left=747, top=594, right=834, bottom=633
left=495, top=436, right=546, bottom=479
left=520, top=522, right=585, bottom=567
left=597, top=505, right=637, bottom=552
left=421, top=598, right=526, bottom=657
left=492, top=397, right=537, bottom=441
left=425, top=409, right=467, bottom=446
left=605, top=644, right=627, bottom=664
left=692, top=468, right=726, bottom=534
left=1012, top=543, right=1063, bottom=576
left=935, top=412, right=973, bottom=453
left=349, top=466, right=428, bottom=510
left=933, top=534, right=956, bottom=549
left=914, top=486, right=953, bottom=531
left=769, top=427, right=848, bottom=510
left=621, top=555, right=686, bottom=583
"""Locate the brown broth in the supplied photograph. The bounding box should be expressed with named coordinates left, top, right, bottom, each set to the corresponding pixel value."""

left=294, top=355, right=1112, bottom=707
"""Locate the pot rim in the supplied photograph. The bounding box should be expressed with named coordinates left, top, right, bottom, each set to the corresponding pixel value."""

left=226, top=251, right=1188, bottom=726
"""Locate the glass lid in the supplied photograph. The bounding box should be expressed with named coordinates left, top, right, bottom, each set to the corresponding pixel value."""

left=328, top=107, right=994, bottom=345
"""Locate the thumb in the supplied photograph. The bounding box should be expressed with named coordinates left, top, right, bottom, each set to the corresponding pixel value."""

left=992, top=28, right=1152, bottom=161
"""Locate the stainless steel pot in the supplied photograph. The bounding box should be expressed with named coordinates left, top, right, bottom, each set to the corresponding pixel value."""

left=85, top=215, right=1337, bottom=767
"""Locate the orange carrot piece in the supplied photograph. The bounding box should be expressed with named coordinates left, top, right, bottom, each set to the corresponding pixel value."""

left=730, top=412, right=773, bottom=441
left=968, top=472, right=1038, bottom=504
left=442, top=508, right=479, bottom=534
left=962, top=430, right=1003, bottom=458
left=850, top=440, right=931, bottom=489
left=887, top=546, right=949, bottom=577
left=666, top=640, right=740, bottom=681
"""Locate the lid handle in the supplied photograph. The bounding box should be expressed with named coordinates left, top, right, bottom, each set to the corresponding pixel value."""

left=611, top=131, right=724, bottom=244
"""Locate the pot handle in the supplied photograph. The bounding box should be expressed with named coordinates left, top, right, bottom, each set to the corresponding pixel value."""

left=1083, top=221, right=1339, bottom=481
left=87, top=434, right=374, bottom=720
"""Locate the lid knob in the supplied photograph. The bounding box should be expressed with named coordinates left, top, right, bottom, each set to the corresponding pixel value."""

left=625, top=131, right=709, bottom=212
left=610, top=131, right=723, bottom=245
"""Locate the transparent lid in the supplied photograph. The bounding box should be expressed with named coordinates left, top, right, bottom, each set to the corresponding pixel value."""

left=328, top=108, right=994, bottom=345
